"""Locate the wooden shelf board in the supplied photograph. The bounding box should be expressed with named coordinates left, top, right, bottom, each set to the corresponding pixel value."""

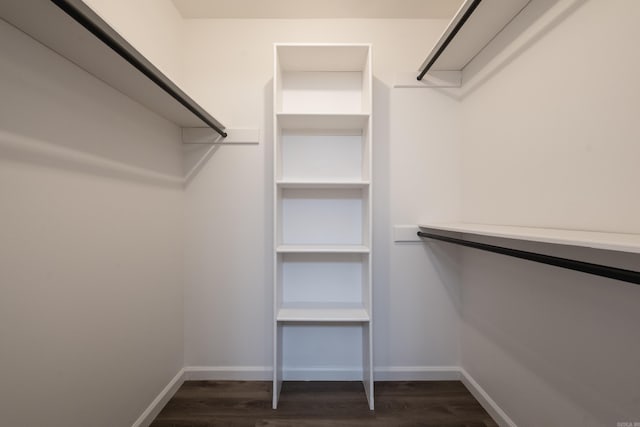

left=418, top=222, right=640, bottom=254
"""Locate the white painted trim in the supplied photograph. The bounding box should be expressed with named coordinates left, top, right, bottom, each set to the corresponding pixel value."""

left=459, top=368, right=517, bottom=427
left=185, top=365, right=364, bottom=381
left=182, top=128, right=260, bottom=144
left=394, top=71, right=461, bottom=88
left=132, top=368, right=185, bottom=427
left=374, top=366, right=461, bottom=381
left=138, top=366, right=513, bottom=427
left=184, top=366, right=273, bottom=381
left=283, top=367, right=363, bottom=381
left=183, top=365, right=464, bottom=382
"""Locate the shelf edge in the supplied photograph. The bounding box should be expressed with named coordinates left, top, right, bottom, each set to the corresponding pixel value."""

left=418, top=222, right=640, bottom=255
left=0, top=0, right=226, bottom=133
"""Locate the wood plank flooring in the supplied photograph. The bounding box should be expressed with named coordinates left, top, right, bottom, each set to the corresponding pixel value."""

left=151, top=381, right=497, bottom=426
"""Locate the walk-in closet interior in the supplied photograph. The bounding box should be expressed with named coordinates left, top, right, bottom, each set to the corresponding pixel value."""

left=1, top=0, right=638, bottom=426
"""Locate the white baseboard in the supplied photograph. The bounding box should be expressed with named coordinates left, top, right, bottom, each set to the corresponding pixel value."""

left=283, top=367, right=362, bottom=381
left=374, top=366, right=461, bottom=381
left=184, top=366, right=272, bottom=381
left=184, top=366, right=362, bottom=381
left=459, top=368, right=517, bottom=427
left=183, top=365, right=462, bottom=382
left=133, top=365, right=515, bottom=427
left=132, top=368, right=185, bottom=427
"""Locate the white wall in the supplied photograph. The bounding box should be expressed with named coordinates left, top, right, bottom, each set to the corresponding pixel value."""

left=459, top=0, right=640, bottom=425
left=461, top=0, right=640, bottom=233
left=180, top=19, right=463, bottom=377
left=387, top=88, right=462, bottom=373
left=0, top=19, right=184, bottom=427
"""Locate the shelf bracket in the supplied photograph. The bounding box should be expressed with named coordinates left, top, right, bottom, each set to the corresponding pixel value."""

left=182, top=128, right=260, bottom=145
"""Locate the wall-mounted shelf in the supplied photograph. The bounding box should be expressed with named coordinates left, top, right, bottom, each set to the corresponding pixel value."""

left=0, top=0, right=226, bottom=135
left=418, top=223, right=640, bottom=286
left=418, top=223, right=640, bottom=255
left=418, top=0, right=530, bottom=77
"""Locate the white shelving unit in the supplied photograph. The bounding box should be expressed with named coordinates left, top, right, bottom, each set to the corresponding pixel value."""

left=273, top=44, right=374, bottom=410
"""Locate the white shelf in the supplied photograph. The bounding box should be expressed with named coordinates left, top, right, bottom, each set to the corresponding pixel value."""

left=277, top=113, right=369, bottom=130
left=0, top=0, right=223, bottom=130
left=277, top=303, right=370, bottom=322
left=421, top=0, right=529, bottom=72
left=277, top=181, right=370, bottom=189
left=418, top=222, right=640, bottom=255
left=277, top=245, right=370, bottom=254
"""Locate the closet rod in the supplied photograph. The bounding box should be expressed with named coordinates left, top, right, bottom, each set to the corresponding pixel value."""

left=417, top=231, right=640, bottom=286
left=50, top=0, right=228, bottom=137
left=417, top=0, right=482, bottom=81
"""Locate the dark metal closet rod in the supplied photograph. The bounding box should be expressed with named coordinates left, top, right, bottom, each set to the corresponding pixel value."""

left=50, top=0, right=227, bottom=137
left=417, top=231, right=640, bottom=286
left=417, top=0, right=482, bottom=81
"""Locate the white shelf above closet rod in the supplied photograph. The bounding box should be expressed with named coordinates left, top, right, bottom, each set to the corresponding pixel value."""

left=416, top=0, right=530, bottom=79
left=418, top=223, right=640, bottom=286
left=418, top=223, right=640, bottom=255
left=0, top=0, right=259, bottom=144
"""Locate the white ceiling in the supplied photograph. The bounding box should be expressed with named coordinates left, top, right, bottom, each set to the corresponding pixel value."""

left=172, top=0, right=463, bottom=19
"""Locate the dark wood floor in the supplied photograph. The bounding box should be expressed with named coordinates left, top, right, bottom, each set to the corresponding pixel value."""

left=151, top=381, right=497, bottom=426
